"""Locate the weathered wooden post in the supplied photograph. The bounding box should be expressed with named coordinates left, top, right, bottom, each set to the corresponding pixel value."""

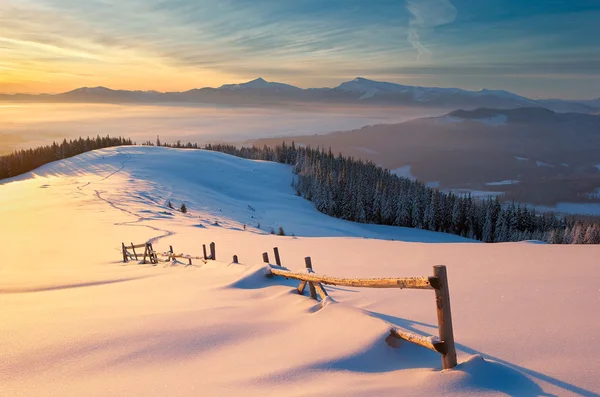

left=305, top=257, right=317, bottom=300
left=202, top=244, right=208, bottom=260
left=149, top=243, right=157, bottom=264
left=169, top=245, right=174, bottom=261
left=273, top=247, right=281, bottom=266
left=262, top=252, right=270, bottom=263
left=433, top=265, right=457, bottom=370
left=210, top=242, right=216, bottom=260
left=233, top=255, right=239, bottom=264
left=122, top=243, right=128, bottom=263
left=142, top=243, right=149, bottom=264
left=130, top=243, right=138, bottom=260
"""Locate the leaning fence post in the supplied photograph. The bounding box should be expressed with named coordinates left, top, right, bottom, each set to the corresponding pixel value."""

left=203, top=244, right=208, bottom=260
left=210, top=242, right=216, bottom=260
left=122, top=243, right=128, bottom=263
left=273, top=247, right=281, bottom=266
left=433, top=265, right=457, bottom=370
left=149, top=243, right=157, bottom=264
left=130, top=243, right=138, bottom=260
left=169, top=245, right=174, bottom=261
left=262, top=252, right=270, bottom=263
left=305, top=257, right=317, bottom=300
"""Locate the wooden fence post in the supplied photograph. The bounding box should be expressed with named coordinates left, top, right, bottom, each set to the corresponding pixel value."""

left=130, top=243, right=138, bottom=260
left=305, top=257, right=317, bottom=300
left=122, top=243, right=128, bottom=263
left=433, top=265, right=457, bottom=370
left=203, top=244, right=207, bottom=260
left=273, top=247, right=281, bottom=266
left=169, top=245, right=174, bottom=261
left=262, top=252, right=270, bottom=263
left=149, top=243, right=157, bottom=264
left=142, top=243, right=149, bottom=264
left=233, top=255, right=239, bottom=264
left=210, top=242, right=216, bottom=260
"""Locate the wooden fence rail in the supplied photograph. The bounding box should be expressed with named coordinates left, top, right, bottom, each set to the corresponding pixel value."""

left=268, top=268, right=435, bottom=290
left=264, top=252, right=457, bottom=370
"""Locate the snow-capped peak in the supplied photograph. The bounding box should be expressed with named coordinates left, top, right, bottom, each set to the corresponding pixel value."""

left=241, top=77, right=268, bottom=88
left=333, top=78, right=537, bottom=104
left=336, top=78, right=412, bottom=99
left=219, top=78, right=301, bottom=92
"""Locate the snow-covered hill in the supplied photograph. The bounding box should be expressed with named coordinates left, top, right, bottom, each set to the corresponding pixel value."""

left=2, top=146, right=599, bottom=396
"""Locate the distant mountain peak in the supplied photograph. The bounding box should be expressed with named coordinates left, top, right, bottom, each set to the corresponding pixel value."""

left=242, top=77, right=270, bottom=88
left=72, top=86, right=112, bottom=92
left=219, top=77, right=301, bottom=91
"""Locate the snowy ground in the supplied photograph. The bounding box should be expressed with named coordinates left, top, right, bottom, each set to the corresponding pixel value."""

left=1, top=146, right=599, bottom=396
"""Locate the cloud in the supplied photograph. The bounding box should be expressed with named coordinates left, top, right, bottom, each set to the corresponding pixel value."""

left=405, top=0, right=457, bottom=58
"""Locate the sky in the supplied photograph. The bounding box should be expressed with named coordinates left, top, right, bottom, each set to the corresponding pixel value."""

left=0, top=0, right=599, bottom=99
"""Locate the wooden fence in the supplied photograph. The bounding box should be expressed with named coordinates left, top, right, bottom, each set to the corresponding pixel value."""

left=122, top=242, right=159, bottom=264
left=119, top=242, right=457, bottom=370
left=262, top=248, right=457, bottom=370
left=121, top=241, right=216, bottom=265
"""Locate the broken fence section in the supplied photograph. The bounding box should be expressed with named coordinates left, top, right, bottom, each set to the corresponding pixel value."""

left=121, top=241, right=217, bottom=265
left=264, top=252, right=457, bottom=370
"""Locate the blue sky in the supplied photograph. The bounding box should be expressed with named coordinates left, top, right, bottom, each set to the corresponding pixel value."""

left=1, top=0, right=598, bottom=98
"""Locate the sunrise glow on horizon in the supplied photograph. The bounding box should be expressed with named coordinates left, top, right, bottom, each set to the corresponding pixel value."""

left=1, top=0, right=599, bottom=99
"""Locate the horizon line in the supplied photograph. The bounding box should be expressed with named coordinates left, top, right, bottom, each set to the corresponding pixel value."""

left=1, top=77, right=598, bottom=101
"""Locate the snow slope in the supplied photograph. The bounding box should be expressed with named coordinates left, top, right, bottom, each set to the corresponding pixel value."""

left=2, top=146, right=600, bottom=396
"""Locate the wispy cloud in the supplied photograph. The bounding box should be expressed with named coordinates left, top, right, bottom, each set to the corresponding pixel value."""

left=405, top=0, right=457, bottom=59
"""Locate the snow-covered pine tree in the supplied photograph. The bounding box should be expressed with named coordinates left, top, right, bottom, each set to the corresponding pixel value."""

left=482, top=201, right=495, bottom=243
left=572, top=223, right=585, bottom=244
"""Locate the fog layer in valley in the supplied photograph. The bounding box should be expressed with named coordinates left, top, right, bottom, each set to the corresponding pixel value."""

left=0, top=103, right=441, bottom=154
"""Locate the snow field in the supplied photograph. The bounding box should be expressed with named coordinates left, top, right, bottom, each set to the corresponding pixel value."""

left=1, top=146, right=599, bottom=396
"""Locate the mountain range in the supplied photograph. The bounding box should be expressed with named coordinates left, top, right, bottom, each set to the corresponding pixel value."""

left=1, top=77, right=598, bottom=113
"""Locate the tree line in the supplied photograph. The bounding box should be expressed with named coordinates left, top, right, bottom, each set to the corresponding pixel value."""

left=0, top=136, right=134, bottom=180
left=203, top=142, right=600, bottom=244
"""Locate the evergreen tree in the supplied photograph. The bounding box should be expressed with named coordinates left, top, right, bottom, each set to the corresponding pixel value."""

left=572, top=223, right=585, bottom=244
left=200, top=142, right=599, bottom=244
left=584, top=225, right=600, bottom=244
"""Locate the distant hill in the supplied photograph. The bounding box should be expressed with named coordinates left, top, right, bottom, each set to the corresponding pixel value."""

left=251, top=107, right=600, bottom=206
left=1, top=77, right=598, bottom=113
